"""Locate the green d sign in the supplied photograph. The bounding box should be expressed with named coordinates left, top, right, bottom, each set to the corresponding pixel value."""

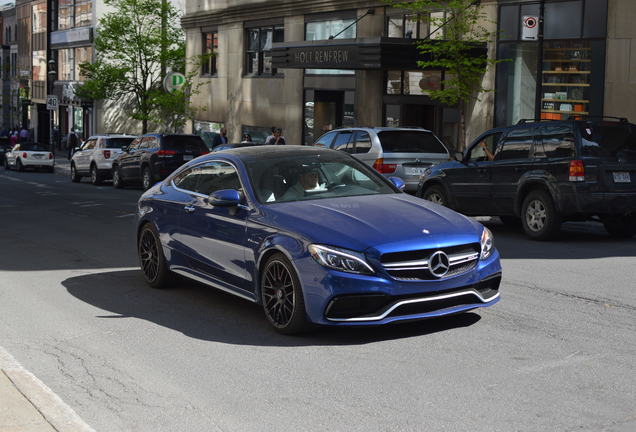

left=163, top=72, right=186, bottom=93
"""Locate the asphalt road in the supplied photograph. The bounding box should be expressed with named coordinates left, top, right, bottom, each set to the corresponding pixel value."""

left=1, top=167, right=635, bottom=432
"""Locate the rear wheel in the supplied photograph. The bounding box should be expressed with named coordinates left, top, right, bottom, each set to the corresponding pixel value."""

left=521, top=190, right=561, bottom=240
left=142, top=166, right=152, bottom=190
left=16, top=159, right=23, bottom=172
left=602, top=215, right=636, bottom=238
left=4, top=158, right=9, bottom=170
left=260, top=253, right=310, bottom=334
left=138, top=223, right=174, bottom=288
left=423, top=185, right=447, bottom=207
left=90, top=164, right=102, bottom=185
left=70, top=163, right=81, bottom=182
left=112, top=166, right=124, bottom=188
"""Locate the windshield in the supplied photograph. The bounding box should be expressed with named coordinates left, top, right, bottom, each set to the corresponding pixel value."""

left=105, top=138, right=134, bottom=149
left=244, top=153, right=397, bottom=204
left=579, top=122, right=636, bottom=160
left=164, top=135, right=208, bottom=153
left=377, top=131, right=448, bottom=154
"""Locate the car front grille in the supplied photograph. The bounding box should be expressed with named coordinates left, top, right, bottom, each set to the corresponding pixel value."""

left=380, top=243, right=480, bottom=280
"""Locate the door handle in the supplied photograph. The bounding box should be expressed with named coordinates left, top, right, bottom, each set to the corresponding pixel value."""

left=184, top=205, right=195, bottom=213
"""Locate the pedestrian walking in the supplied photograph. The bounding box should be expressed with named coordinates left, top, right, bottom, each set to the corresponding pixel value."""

left=211, top=127, right=229, bottom=147
left=18, top=126, right=29, bottom=143
left=265, top=127, right=286, bottom=145
left=67, top=128, right=79, bottom=160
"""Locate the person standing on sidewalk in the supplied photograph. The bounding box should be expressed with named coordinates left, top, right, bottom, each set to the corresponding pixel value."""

left=265, top=127, right=286, bottom=145
left=18, top=126, right=29, bottom=143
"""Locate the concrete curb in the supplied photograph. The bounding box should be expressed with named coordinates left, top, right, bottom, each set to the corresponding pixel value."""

left=0, top=346, right=95, bottom=432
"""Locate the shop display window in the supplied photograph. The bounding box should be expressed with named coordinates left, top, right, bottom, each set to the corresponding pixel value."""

left=540, top=40, right=591, bottom=120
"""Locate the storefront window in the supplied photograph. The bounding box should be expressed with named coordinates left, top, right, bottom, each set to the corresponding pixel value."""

left=495, top=42, right=539, bottom=126
left=305, top=17, right=355, bottom=75
left=386, top=71, right=402, bottom=94
left=32, top=3, right=47, bottom=33
left=241, top=126, right=271, bottom=144
left=32, top=50, right=47, bottom=81
left=303, top=89, right=355, bottom=145
left=245, top=25, right=284, bottom=76
left=386, top=70, right=442, bottom=96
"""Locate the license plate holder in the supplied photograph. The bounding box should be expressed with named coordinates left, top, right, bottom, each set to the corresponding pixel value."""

left=405, top=167, right=427, bottom=176
left=612, top=171, right=631, bottom=183
left=183, top=155, right=193, bottom=161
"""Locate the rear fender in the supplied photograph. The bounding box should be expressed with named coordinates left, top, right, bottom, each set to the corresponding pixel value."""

left=515, top=172, right=561, bottom=216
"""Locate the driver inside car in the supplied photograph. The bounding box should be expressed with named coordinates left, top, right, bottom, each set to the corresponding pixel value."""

left=280, top=166, right=325, bottom=201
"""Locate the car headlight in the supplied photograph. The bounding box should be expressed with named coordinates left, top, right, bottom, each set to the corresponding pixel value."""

left=480, top=227, right=494, bottom=260
left=308, top=244, right=374, bottom=275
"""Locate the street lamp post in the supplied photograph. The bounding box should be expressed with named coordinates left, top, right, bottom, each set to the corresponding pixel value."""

left=47, top=59, right=57, bottom=154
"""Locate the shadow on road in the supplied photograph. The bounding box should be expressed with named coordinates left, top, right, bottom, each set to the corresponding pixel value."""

left=62, top=269, right=482, bottom=347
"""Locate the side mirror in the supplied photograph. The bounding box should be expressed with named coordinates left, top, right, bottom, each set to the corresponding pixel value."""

left=388, top=176, right=405, bottom=191
left=208, top=189, right=241, bottom=207
left=72, top=147, right=81, bottom=154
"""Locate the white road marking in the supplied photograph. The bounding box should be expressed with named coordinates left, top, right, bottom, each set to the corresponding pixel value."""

left=0, top=174, right=23, bottom=182
left=78, top=203, right=103, bottom=208
left=0, top=345, right=95, bottom=432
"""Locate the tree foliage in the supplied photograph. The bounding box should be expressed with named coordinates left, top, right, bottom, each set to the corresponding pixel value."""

left=77, top=0, right=196, bottom=133
left=385, top=0, right=500, bottom=148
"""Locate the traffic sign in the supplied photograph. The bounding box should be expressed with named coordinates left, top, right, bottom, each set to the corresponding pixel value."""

left=521, top=15, right=539, bottom=40
left=46, top=95, right=58, bottom=110
left=163, top=72, right=186, bottom=93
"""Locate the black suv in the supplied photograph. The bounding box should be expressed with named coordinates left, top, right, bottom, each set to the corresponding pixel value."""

left=417, top=118, right=636, bottom=239
left=112, top=134, right=208, bottom=189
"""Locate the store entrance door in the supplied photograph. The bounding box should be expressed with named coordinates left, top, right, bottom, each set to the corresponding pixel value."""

left=313, top=90, right=343, bottom=139
left=403, top=104, right=436, bottom=130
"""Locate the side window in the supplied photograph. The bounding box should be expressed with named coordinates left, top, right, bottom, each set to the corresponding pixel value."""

left=196, top=162, right=242, bottom=196
left=128, top=138, right=141, bottom=151
left=82, top=139, right=96, bottom=150
left=314, top=131, right=337, bottom=147
left=173, top=167, right=201, bottom=192
left=495, top=128, right=534, bottom=161
left=332, top=131, right=353, bottom=153
left=353, top=131, right=372, bottom=154
left=538, top=125, right=575, bottom=159
left=468, top=132, right=502, bottom=162
left=139, top=137, right=154, bottom=149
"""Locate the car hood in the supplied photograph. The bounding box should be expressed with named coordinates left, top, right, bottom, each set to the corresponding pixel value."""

left=263, top=193, right=483, bottom=255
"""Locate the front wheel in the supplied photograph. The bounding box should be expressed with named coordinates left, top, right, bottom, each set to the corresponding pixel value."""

left=602, top=215, right=636, bottom=238
left=521, top=190, right=561, bottom=240
left=16, top=159, right=24, bottom=172
left=112, top=166, right=124, bottom=188
left=260, top=253, right=310, bottom=334
left=138, top=224, right=174, bottom=288
left=423, top=185, right=447, bottom=207
left=70, top=163, right=81, bottom=182
left=90, top=164, right=102, bottom=185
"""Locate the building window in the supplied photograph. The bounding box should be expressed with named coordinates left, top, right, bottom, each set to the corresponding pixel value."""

left=32, top=3, right=47, bottom=33
left=58, top=0, right=92, bottom=30
left=305, top=15, right=356, bottom=75
left=245, top=25, right=283, bottom=76
left=74, top=46, right=92, bottom=80
left=32, top=50, right=47, bottom=81
left=386, top=13, right=429, bottom=39
left=241, top=125, right=272, bottom=144
left=202, top=31, right=218, bottom=76
left=386, top=70, right=442, bottom=95
left=58, top=46, right=92, bottom=81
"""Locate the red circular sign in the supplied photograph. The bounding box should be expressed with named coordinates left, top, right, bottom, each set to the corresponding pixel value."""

left=524, top=16, right=537, bottom=29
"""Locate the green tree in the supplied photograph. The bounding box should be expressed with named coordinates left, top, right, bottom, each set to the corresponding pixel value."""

left=77, top=0, right=185, bottom=133
left=386, top=0, right=499, bottom=150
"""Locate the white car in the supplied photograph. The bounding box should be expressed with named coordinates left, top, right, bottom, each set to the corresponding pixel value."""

left=70, top=134, right=135, bottom=184
left=4, top=143, right=55, bottom=172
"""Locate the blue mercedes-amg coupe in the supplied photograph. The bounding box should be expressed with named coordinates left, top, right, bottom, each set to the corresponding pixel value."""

left=137, top=146, right=501, bottom=333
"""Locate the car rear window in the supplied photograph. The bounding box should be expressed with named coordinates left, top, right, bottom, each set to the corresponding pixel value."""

left=163, top=135, right=208, bottom=153
left=579, top=122, right=636, bottom=160
left=20, top=144, right=48, bottom=151
left=377, top=131, right=448, bottom=154
left=105, top=138, right=134, bottom=149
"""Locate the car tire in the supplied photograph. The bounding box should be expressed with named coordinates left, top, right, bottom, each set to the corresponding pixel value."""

left=90, top=164, right=102, bottom=185
left=499, top=216, right=521, bottom=227
left=112, top=166, right=124, bottom=189
left=521, top=190, right=561, bottom=240
left=602, top=215, right=636, bottom=238
left=138, top=223, right=174, bottom=289
left=16, top=159, right=23, bottom=172
left=70, top=163, right=81, bottom=182
left=142, top=166, right=152, bottom=190
left=423, top=185, right=447, bottom=207
left=260, top=253, right=310, bottom=334
left=4, top=158, right=9, bottom=170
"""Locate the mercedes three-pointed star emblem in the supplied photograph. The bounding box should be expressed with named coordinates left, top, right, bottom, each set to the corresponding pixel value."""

left=429, top=251, right=450, bottom=278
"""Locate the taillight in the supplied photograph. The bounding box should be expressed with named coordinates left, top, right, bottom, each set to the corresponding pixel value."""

left=372, top=158, right=397, bottom=174
left=199, top=151, right=209, bottom=155
left=22, top=152, right=27, bottom=158
left=103, top=150, right=111, bottom=159
left=569, top=160, right=585, bottom=181
left=48, top=153, right=53, bottom=159
left=156, top=150, right=177, bottom=156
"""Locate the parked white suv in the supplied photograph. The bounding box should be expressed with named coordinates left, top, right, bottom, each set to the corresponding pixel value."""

left=70, top=134, right=135, bottom=184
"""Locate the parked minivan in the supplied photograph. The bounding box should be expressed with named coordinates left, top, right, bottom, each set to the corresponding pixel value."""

left=314, top=127, right=451, bottom=193
left=112, top=134, right=208, bottom=189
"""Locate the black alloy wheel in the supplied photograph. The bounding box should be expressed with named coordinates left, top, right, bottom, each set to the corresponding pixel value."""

left=602, top=214, right=636, bottom=238
left=521, top=190, right=561, bottom=240
left=112, top=166, right=124, bottom=188
left=16, top=159, right=23, bottom=172
left=423, top=185, right=447, bottom=207
left=261, top=253, right=309, bottom=334
left=90, top=164, right=102, bottom=185
left=70, top=163, right=81, bottom=182
left=138, top=224, right=173, bottom=288
left=142, top=166, right=152, bottom=190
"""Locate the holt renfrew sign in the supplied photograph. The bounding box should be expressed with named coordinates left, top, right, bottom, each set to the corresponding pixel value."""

left=292, top=47, right=354, bottom=67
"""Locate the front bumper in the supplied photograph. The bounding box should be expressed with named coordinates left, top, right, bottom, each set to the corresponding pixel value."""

left=297, top=250, right=502, bottom=326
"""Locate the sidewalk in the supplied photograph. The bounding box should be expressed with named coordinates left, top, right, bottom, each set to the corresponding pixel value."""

left=53, top=149, right=71, bottom=175
left=0, top=347, right=94, bottom=432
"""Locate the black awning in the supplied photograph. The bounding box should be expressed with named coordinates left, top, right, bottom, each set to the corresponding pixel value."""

left=271, top=37, right=487, bottom=70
